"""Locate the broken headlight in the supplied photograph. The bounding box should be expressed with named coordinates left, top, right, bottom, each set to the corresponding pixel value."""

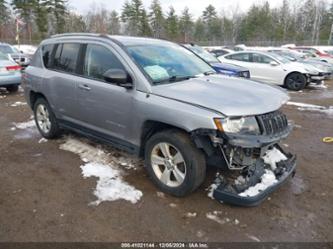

left=214, top=117, right=260, bottom=135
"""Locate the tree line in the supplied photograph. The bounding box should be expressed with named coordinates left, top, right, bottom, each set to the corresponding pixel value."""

left=0, top=0, right=332, bottom=46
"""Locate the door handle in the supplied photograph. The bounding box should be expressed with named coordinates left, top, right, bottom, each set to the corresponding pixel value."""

left=78, top=84, right=91, bottom=91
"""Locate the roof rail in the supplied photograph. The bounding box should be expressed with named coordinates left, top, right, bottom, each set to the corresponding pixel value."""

left=51, top=33, right=108, bottom=38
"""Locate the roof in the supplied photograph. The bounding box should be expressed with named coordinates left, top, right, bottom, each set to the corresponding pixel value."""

left=50, top=33, right=172, bottom=47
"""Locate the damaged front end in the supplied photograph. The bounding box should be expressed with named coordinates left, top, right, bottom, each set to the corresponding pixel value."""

left=193, top=110, right=297, bottom=206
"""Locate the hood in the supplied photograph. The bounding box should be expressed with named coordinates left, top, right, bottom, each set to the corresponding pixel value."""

left=290, top=62, right=321, bottom=74
left=152, top=75, right=289, bottom=117
left=211, top=62, right=248, bottom=73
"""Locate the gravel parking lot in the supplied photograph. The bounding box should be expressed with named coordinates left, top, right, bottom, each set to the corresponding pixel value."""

left=0, top=82, right=332, bottom=242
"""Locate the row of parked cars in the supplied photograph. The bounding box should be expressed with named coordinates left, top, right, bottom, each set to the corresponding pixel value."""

left=187, top=44, right=333, bottom=91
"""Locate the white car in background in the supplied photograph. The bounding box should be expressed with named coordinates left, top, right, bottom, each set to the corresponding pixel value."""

left=218, top=51, right=323, bottom=91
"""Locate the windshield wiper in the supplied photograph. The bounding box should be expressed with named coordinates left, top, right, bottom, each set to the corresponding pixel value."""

left=154, top=75, right=196, bottom=84
left=203, top=71, right=216, bottom=75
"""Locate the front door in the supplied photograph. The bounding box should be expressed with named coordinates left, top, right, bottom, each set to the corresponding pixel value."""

left=76, top=43, right=134, bottom=141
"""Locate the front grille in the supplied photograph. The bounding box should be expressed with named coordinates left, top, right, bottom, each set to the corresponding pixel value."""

left=256, top=111, right=289, bottom=136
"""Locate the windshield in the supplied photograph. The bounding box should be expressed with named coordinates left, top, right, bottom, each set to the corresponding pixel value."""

left=0, top=45, right=15, bottom=54
left=186, top=45, right=220, bottom=64
left=268, top=52, right=290, bottom=63
left=127, top=43, right=214, bottom=84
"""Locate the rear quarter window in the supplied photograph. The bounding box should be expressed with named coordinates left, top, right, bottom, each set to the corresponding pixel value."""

left=42, top=44, right=54, bottom=68
left=30, top=47, right=43, bottom=67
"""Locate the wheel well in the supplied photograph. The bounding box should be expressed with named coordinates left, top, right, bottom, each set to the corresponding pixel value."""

left=29, top=91, right=46, bottom=108
left=139, top=120, right=188, bottom=157
left=284, top=71, right=307, bottom=86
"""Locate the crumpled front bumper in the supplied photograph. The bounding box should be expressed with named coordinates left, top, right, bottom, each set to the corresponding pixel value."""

left=213, top=151, right=297, bottom=207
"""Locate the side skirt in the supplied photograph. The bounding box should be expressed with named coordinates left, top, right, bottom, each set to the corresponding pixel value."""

left=58, top=119, right=140, bottom=156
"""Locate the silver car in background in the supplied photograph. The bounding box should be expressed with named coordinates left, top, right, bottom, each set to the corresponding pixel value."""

left=0, top=51, right=21, bottom=92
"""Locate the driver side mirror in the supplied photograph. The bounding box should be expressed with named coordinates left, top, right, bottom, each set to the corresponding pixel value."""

left=103, top=69, right=133, bottom=89
left=270, top=61, right=279, bottom=66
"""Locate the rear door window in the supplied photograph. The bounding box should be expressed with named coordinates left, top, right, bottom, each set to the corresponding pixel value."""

left=226, top=53, right=250, bottom=62
left=83, top=44, right=125, bottom=81
left=53, top=43, right=80, bottom=73
left=252, top=53, right=274, bottom=64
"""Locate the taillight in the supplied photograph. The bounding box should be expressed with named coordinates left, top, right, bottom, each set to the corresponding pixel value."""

left=6, top=65, right=22, bottom=71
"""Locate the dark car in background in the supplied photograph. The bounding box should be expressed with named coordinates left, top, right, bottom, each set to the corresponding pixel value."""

left=183, top=44, right=250, bottom=78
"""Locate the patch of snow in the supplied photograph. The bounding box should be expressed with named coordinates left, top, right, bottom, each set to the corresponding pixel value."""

left=169, top=203, right=177, bottom=208
left=59, top=137, right=142, bottom=205
left=156, top=191, right=165, bottom=198
left=262, top=147, right=287, bottom=171
left=206, top=172, right=223, bottom=200
left=81, top=162, right=142, bottom=205
left=10, top=101, right=27, bottom=107
left=239, top=170, right=278, bottom=197
left=13, top=119, right=36, bottom=130
left=310, top=83, right=327, bottom=89
left=287, top=101, right=325, bottom=109
left=234, top=175, right=246, bottom=185
left=234, top=219, right=240, bottom=225
left=287, top=101, right=333, bottom=116
left=38, top=138, right=48, bottom=143
left=206, top=211, right=231, bottom=225
left=246, top=234, right=261, bottom=242
left=184, top=212, right=197, bottom=218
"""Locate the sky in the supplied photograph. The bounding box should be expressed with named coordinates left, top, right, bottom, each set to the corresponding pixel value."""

left=68, top=0, right=285, bottom=18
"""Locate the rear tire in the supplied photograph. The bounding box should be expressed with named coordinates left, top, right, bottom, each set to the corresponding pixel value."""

left=6, top=85, right=19, bottom=93
left=144, top=129, right=206, bottom=197
left=33, top=98, right=61, bottom=139
left=284, top=73, right=307, bottom=91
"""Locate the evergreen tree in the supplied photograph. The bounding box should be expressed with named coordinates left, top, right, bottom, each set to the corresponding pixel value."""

left=202, top=5, right=221, bottom=42
left=164, top=6, right=179, bottom=40
left=65, top=11, right=86, bottom=32
left=108, top=10, right=120, bottom=35
left=35, top=0, right=48, bottom=39
left=193, top=18, right=205, bottom=42
left=140, top=9, right=152, bottom=36
left=149, top=0, right=164, bottom=38
left=121, top=0, right=149, bottom=36
left=0, top=0, right=10, bottom=38
left=11, top=0, right=36, bottom=41
left=44, top=0, right=67, bottom=34
left=179, top=7, right=193, bottom=42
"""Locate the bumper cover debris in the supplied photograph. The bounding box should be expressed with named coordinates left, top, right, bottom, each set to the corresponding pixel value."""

left=212, top=151, right=297, bottom=207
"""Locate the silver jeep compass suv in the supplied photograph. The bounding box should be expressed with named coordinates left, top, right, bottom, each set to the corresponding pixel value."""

left=23, top=33, right=296, bottom=206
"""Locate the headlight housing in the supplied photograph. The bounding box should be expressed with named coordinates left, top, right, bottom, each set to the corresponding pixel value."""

left=214, top=117, right=260, bottom=135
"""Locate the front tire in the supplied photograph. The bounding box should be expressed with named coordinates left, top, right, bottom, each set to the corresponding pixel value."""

left=284, top=73, right=307, bottom=91
left=6, top=85, right=19, bottom=93
left=33, top=98, right=61, bottom=139
left=144, top=130, right=206, bottom=197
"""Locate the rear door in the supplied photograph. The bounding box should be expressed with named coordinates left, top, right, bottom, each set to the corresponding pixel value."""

left=76, top=43, right=134, bottom=141
left=44, top=43, right=82, bottom=121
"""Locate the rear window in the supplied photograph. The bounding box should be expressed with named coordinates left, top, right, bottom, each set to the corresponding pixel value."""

left=0, top=45, right=15, bottom=54
left=53, top=43, right=80, bottom=73
left=0, top=51, right=8, bottom=60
